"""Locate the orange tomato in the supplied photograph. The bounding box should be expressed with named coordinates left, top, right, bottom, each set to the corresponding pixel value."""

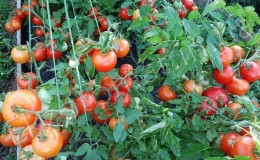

left=183, top=80, right=203, bottom=95
left=108, top=117, right=129, bottom=130
left=114, top=39, right=130, bottom=58
left=11, top=45, right=30, bottom=64
left=0, top=132, right=15, bottom=147
left=225, top=102, right=243, bottom=120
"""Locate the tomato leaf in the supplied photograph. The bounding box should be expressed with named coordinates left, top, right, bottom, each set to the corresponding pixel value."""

left=74, top=143, right=91, bottom=156
left=121, top=1, right=132, bottom=8
left=101, top=126, right=114, bottom=141
left=183, top=19, right=200, bottom=37
left=139, top=5, right=152, bottom=18
left=113, top=122, right=127, bottom=142
left=125, top=109, right=143, bottom=124
left=202, top=0, right=226, bottom=16
left=206, top=43, right=223, bottom=70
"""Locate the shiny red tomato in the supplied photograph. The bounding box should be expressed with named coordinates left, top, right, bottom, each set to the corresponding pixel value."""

left=158, top=85, right=176, bottom=102
left=47, top=47, right=62, bottom=60
left=16, top=8, right=26, bottom=19
left=225, top=102, right=243, bottom=119
left=203, top=86, right=229, bottom=107
left=119, top=8, right=131, bottom=20
left=178, top=10, right=187, bottom=19
left=110, top=90, right=131, bottom=108
left=114, top=39, right=130, bottom=58
left=220, top=47, right=234, bottom=67
left=35, top=28, right=44, bottom=37
left=119, top=64, right=134, bottom=77
left=92, top=100, right=112, bottom=124
left=74, top=92, right=97, bottom=114
left=101, top=76, right=116, bottom=91
left=197, top=98, right=218, bottom=116
left=92, top=50, right=117, bottom=72
left=32, top=16, right=43, bottom=26
left=33, top=43, right=47, bottom=61
left=182, top=0, right=194, bottom=10
left=239, top=61, right=260, bottom=82
left=88, top=7, right=100, bottom=19
left=5, top=22, right=14, bottom=32
left=98, top=17, right=108, bottom=31
left=10, top=16, right=23, bottom=31
left=0, top=132, right=15, bottom=147
left=156, top=48, right=166, bottom=55
left=139, top=0, right=155, bottom=8
left=225, top=77, right=249, bottom=96
left=213, top=66, right=234, bottom=84
left=118, top=77, right=133, bottom=92
left=17, top=72, right=38, bottom=89
left=230, top=136, right=255, bottom=159
left=61, top=129, right=71, bottom=146
left=230, top=45, right=245, bottom=63
left=220, top=132, right=240, bottom=154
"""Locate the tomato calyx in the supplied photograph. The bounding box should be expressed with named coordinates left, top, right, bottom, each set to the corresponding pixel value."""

left=23, top=150, right=34, bottom=159
left=37, top=132, right=48, bottom=142
left=244, top=63, right=253, bottom=70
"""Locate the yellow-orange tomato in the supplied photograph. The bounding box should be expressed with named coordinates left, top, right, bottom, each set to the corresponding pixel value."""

left=132, top=9, right=140, bottom=21
left=2, top=90, right=42, bottom=127
left=0, top=132, right=15, bottom=147
left=19, top=144, right=46, bottom=160
left=32, top=127, right=63, bottom=158
left=183, top=80, right=203, bottom=95
left=114, top=39, right=130, bottom=58
left=225, top=102, right=243, bottom=119
left=108, top=117, right=129, bottom=131
left=11, top=45, right=30, bottom=64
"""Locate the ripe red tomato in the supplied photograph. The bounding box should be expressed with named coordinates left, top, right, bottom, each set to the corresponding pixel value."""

left=225, top=77, right=249, bottom=96
left=108, top=117, right=129, bottom=130
left=230, top=45, right=245, bottom=63
left=98, top=17, right=108, bottom=31
left=197, top=98, right=218, bottom=116
left=94, top=27, right=105, bottom=36
left=22, top=4, right=33, bottom=16
left=33, top=43, right=47, bottom=61
left=10, top=16, right=23, bottom=31
left=119, top=64, right=134, bottom=77
left=32, top=127, right=63, bottom=158
left=139, top=0, right=155, bottom=8
left=240, top=127, right=251, bottom=136
left=253, top=59, right=260, bottom=67
left=110, top=90, right=131, bottom=108
left=229, top=136, right=255, bottom=159
left=17, top=72, right=38, bottom=89
left=203, top=86, right=229, bottom=107
left=2, top=90, right=42, bottom=127
left=31, top=0, right=39, bottom=7
left=5, top=22, right=14, bottom=32
left=183, top=80, right=203, bottom=95
left=47, top=47, right=62, bottom=60
left=118, top=77, right=133, bottom=92
left=32, top=16, right=43, bottom=26
left=182, top=0, right=194, bottom=10
left=0, top=113, right=3, bottom=122
left=74, top=92, right=97, bottom=114
left=178, top=10, right=187, bottom=19
left=19, top=144, right=45, bottom=160
left=16, top=8, right=26, bottom=20
left=36, top=120, right=53, bottom=130
left=220, top=132, right=240, bottom=154
left=92, top=50, right=117, bottom=72
left=50, top=17, right=61, bottom=28
left=114, top=39, right=130, bottom=58
left=220, top=47, right=234, bottom=67
left=239, top=61, right=260, bottom=82
left=61, top=129, right=71, bottom=146
left=213, top=66, right=234, bottom=84
left=92, top=100, right=112, bottom=124
left=35, top=28, right=44, bottom=37
left=156, top=48, right=166, bottom=55
left=158, top=85, right=176, bottom=102
left=119, top=8, right=131, bottom=20
left=225, top=102, right=242, bottom=119
left=88, top=7, right=100, bottom=19
left=101, top=76, right=116, bottom=91
left=11, top=45, right=30, bottom=64
left=0, top=132, right=15, bottom=147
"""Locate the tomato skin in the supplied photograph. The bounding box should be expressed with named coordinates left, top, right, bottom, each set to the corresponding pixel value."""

left=220, top=132, right=240, bottom=155
left=203, top=86, right=229, bottom=107
left=119, top=64, right=134, bottom=77
left=61, top=129, right=71, bottom=146
left=240, top=127, right=251, bottom=136
left=92, top=50, right=117, bottom=72
left=22, top=4, right=32, bottom=16
left=197, top=98, right=218, bottom=116
left=118, top=77, right=133, bottom=92
left=183, top=80, right=203, bottom=95
left=33, top=43, right=47, bottom=61
left=115, top=39, right=130, bottom=58
left=74, top=92, right=97, bottom=114
left=182, top=0, right=194, bottom=10
left=51, top=17, right=61, bottom=28
left=110, top=91, right=131, bottom=108
left=108, top=117, right=129, bottom=130
left=158, top=85, right=176, bottom=102
left=178, top=10, right=187, bottom=19
left=92, top=100, right=112, bottom=124
left=101, top=76, right=116, bottom=91
left=88, top=7, right=100, bottom=19
left=35, top=28, right=44, bottom=37
left=11, top=45, right=30, bottom=64
left=2, top=90, right=41, bottom=127
left=16, top=8, right=26, bottom=19
left=239, top=61, right=260, bottom=82
left=32, top=127, right=63, bottom=158
left=156, top=48, right=166, bottom=55
left=47, top=47, right=62, bottom=60
left=230, top=136, right=255, bottom=159
left=19, top=144, right=46, bottom=160
left=213, top=66, right=235, bottom=85
left=230, top=45, right=245, bottom=63
left=17, top=72, right=38, bottom=89
left=139, top=0, right=155, bottom=8
left=220, top=47, right=234, bottom=67
left=0, top=113, right=3, bottom=122
left=98, top=17, right=108, bottom=31
left=32, top=16, right=43, bottom=26
left=225, top=77, right=249, bottom=96
left=0, top=132, right=15, bottom=147
left=225, top=102, right=242, bottom=119
left=119, top=8, right=131, bottom=20
left=5, top=22, right=14, bottom=32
